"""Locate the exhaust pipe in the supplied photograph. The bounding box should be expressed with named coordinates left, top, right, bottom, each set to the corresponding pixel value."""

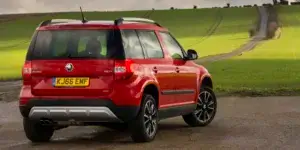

left=40, top=119, right=54, bottom=126
left=40, top=120, right=45, bottom=125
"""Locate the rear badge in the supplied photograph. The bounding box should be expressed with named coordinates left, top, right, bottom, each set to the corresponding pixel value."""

left=65, top=63, right=74, bottom=72
left=104, top=69, right=113, bottom=73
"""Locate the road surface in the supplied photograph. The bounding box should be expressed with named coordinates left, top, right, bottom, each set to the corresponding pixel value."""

left=1, top=96, right=300, bottom=150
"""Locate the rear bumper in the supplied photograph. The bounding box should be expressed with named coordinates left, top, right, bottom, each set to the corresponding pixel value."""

left=19, top=99, right=140, bottom=123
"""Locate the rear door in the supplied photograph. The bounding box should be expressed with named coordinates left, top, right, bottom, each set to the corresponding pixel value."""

left=136, top=30, right=176, bottom=107
left=28, top=29, right=123, bottom=96
left=158, top=31, right=198, bottom=104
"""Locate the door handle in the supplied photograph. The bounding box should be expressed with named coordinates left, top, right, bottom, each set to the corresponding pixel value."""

left=153, top=67, right=158, bottom=73
left=175, top=67, right=180, bottom=73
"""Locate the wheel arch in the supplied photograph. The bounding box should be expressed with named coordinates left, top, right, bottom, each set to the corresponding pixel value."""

left=141, top=81, right=160, bottom=108
left=200, top=74, right=213, bottom=89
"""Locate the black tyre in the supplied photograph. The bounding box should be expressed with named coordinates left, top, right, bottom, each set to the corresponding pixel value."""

left=182, top=86, right=217, bottom=127
left=129, top=94, right=158, bottom=143
left=23, top=118, right=54, bottom=143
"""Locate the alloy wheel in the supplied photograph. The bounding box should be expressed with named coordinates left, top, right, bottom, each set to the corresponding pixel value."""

left=194, top=90, right=216, bottom=123
left=143, top=100, right=158, bottom=137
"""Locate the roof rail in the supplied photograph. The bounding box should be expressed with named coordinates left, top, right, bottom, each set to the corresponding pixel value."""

left=39, top=19, right=80, bottom=27
left=114, top=17, right=161, bottom=26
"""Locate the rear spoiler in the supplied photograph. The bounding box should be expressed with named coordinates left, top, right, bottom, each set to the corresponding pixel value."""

left=114, top=17, right=161, bottom=26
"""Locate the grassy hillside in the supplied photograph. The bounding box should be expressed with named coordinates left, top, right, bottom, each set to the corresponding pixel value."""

left=0, top=7, right=256, bottom=80
left=205, top=5, right=300, bottom=96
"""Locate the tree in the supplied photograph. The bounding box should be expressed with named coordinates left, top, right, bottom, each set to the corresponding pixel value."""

left=279, top=0, right=289, bottom=5
left=227, top=3, right=230, bottom=8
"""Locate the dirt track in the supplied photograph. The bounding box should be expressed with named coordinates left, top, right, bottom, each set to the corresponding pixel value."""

left=196, top=6, right=268, bottom=63
left=1, top=96, right=300, bottom=150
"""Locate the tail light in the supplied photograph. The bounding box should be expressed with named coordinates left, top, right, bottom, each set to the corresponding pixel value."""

left=22, top=61, right=32, bottom=85
left=114, top=59, right=133, bottom=80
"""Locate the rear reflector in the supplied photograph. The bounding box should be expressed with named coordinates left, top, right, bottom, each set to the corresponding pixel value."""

left=22, top=61, right=32, bottom=85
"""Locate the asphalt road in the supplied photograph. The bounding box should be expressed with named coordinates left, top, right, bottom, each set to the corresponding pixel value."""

left=1, top=96, right=300, bottom=150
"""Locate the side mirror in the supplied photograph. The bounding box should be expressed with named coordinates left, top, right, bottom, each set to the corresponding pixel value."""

left=186, top=49, right=198, bottom=60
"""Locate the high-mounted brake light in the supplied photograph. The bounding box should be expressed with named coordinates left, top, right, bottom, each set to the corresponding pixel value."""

left=22, top=61, right=32, bottom=85
left=114, top=59, right=133, bottom=80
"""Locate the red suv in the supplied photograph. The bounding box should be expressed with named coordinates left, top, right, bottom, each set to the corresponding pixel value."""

left=19, top=17, right=217, bottom=143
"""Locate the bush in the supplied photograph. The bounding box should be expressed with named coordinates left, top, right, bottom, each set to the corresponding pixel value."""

left=267, top=21, right=281, bottom=39
left=193, top=5, right=197, bottom=9
left=170, top=7, right=174, bottom=10
left=248, top=28, right=255, bottom=37
left=279, top=0, right=289, bottom=5
left=243, top=5, right=252, bottom=8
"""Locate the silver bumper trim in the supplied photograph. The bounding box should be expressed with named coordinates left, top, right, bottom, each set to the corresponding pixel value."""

left=28, top=107, right=121, bottom=122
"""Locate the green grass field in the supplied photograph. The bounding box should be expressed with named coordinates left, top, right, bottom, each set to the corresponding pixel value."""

left=0, top=7, right=256, bottom=80
left=1, top=5, right=299, bottom=96
left=204, top=5, right=300, bottom=96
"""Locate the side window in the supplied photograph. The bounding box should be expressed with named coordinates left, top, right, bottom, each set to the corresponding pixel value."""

left=159, top=32, right=184, bottom=59
left=121, top=30, right=144, bottom=59
left=137, top=30, right=164, bottom=58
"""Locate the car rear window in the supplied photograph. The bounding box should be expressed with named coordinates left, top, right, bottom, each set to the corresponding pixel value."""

left=26, top=29, right=124, bottom=60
